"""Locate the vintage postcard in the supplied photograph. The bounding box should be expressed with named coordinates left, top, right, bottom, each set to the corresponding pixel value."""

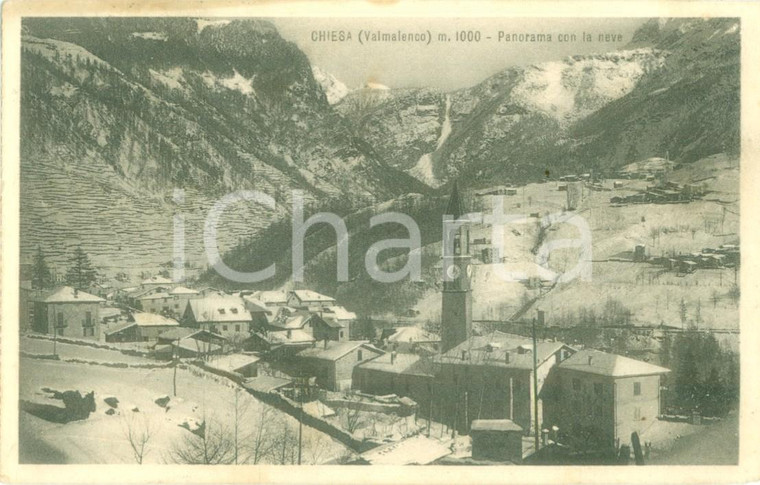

left=2, top=1, right=760, bottom=483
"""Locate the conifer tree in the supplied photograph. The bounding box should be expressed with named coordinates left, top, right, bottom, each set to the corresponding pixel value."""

left=31, top=245, right=52, bottom=290
left=65, top=246, right=98, bottom=290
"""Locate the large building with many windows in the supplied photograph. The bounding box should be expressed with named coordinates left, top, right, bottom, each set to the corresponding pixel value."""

left=541, top=349, right=670, bottom=450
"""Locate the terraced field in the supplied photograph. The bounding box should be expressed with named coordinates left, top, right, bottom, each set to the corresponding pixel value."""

left=21, top=152, right=286, bottom=280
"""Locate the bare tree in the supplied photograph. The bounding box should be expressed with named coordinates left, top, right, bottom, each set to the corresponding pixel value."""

left=122, top=413, right=154, bottom=464
left=169, top=418, right=235, bottom=464
left=341, top=406, right=364, bottom=434
left=272, top=420, right=299, bottom=464
left=301, top=432, right=330, bottom=465
left=249, top=405, right=277, bottom=464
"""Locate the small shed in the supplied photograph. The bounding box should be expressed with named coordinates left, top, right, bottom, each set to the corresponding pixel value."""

left=470, top=419, right=524, bottom=463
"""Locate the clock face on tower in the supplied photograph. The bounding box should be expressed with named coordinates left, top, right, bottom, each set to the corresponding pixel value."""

left=446, top=264, right=461, bottom=280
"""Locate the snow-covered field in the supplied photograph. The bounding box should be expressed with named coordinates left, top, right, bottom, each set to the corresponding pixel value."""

left=19, top=358, right=349, bottom=464
left=410, top=154, right=739, bottom=333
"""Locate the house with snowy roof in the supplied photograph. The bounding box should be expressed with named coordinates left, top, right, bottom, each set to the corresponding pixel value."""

left=32, top=286, right=105, bottom=339
left=290, top=340, right=383, bottom=391
left=105, top=312, right=180, bottom=343
left=382, top=326, right=441, bottom=353
left=433, top=331, right=576, bottom=435
left=316, top=305, right=356, bottom=341
left=287, top=289, right=336, bottom=310
left=182, top=296, right=253, bottom=341
left=140, top=275, right=175, bottom=289
left=251, top=290, right=289, bottom=308
left=541, top=348, right=670, bottom=451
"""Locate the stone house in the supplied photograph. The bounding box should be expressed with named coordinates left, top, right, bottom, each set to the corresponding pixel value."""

left=33, top=287, right=104, bottom=340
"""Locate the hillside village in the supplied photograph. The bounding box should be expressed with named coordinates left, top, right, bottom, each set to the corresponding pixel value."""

left=19, top=171, right=739, bottom=464
left=16, top=17, right=740, bottom=467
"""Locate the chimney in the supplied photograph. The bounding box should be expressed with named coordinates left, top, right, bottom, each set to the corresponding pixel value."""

left=461, top=350, right=467, bottom=361
left=391, top=351, right=397, bottom=364
left=588, top=355, right=594, bottom=365
left=504, top=351, right=510, bottom=364
left=324, top=338, right=328, bottom=350
left=287, top=329, right=292, bottom=339
left=74, top=288, right=79, bottom=298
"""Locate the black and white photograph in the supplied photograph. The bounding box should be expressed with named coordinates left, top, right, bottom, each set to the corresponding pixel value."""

left=2, top=3, right=758, bottom=482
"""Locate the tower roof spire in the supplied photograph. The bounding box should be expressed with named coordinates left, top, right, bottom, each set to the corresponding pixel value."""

left=445, top=181, right=465, bottom=218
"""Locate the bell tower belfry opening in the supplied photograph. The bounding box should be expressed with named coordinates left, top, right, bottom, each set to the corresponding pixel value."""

left=441, top=182, right=473, bottom=352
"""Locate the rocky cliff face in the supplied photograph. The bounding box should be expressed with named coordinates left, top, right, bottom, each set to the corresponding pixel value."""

left=350, top=18, right=739, bottom=188
left=20, top=18, right=425, bottom=274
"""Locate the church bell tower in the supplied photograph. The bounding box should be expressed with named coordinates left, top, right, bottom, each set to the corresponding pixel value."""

left=441, top=182, right=472, bottom=352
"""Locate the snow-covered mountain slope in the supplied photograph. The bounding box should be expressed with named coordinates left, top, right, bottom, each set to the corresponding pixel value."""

left=20, top=18, right=426, bottom=274
left=311, top=66, right=349, bottom=105
left=353, top=18, right=738, bottom=188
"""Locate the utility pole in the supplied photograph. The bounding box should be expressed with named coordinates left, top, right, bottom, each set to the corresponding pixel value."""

left=532, top=317, right=540, bottom=454
left=234, top=389, right=239, bottom=465
left=298, top=399, right=303, bottom=465
left=173, top=337, right=179, bottom=396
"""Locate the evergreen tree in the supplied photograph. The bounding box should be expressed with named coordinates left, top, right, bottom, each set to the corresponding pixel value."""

left=675, top=348, right=700, bottom=410
left=65, top=246, right=98, bottom=290
left=31, top=245, right=52, bottom=290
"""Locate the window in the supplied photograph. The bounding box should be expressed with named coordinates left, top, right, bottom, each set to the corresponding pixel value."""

left=83, top=326, right=94, bottom=337
left=57, top=327, right=64, bottom=336
left=594, top=383, right=603, bottom=396
left=85, top=311, right=92, bottom=327
left=57, top=312, right=64, bottom=329
left=340, top=331, right=344, bottom=339
left=357, top=350, right=363, bottom=361
left=223, top=325, right=228, bottom=331
left=219, top=309, right=226, bottom=315
left=634, top=407, right=641, bottom=421
left=175, top=304, right=179, bottom=309
left=231, top=308, right=238, bottom=314
left=634, top=382, right=641, bottom=396
left=572, top=378, right=581, bottom=391
left=235, top=324, right=240, bottom=332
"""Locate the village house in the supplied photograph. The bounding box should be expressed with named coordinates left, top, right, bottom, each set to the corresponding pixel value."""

left=167, top=286, right=200, bottom=316
left=137, top=291, right=174, bottom=315
left=120, top=285, right=165, bottom=309
left=251, top=290, right=289, bottom=308
left=241, top=294, right=273, bottom=330
left=353, top=351, right=436, bottom=411
left=153, top=327, right=225, bottom=360
left=287, top=289, right=336, bottom=310
left=140, top=275, right=175, bottom=289
left=33, top=286, right=104, bottom=340
left=381, top=326, right=441, bottom=353
left=205, top=353, right=260, bottom=378
left=311, top=310, right=351, bottom=342
left=289, top=340, right=383, bottom=391
left=247, top=328, right=316, bottom=356
left=433, top=331, right=576, bottom=435
left=183, top=296, right=254, bottom=341
left=541, top=349, right=670, bottom=451
left=104, top=312, right=179, bottom=343
left=317, top=305, right=356, bottom=340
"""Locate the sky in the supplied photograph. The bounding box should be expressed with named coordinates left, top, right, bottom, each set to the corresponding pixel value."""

left=272, top=18, right=647, bottom=91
